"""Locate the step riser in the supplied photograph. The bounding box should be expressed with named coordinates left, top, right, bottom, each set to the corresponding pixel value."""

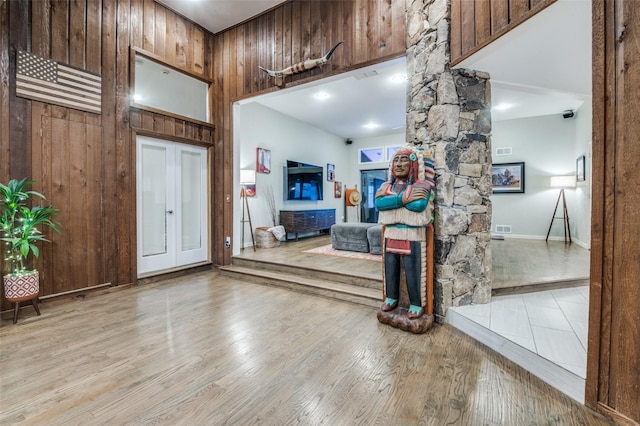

left=492, top=278, right=590, bottom=296
left=220, top=270, right=381, bottom=309
left=231, top=257, right=382, bottom=290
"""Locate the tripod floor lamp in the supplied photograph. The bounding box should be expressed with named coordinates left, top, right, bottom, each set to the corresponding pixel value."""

left=240, top=169, right=256, bottom=251
left=546, top=175, right=576, bottom=244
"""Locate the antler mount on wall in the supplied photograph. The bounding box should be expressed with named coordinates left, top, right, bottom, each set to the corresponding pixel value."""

left=258, top=41, right=344, bottom=84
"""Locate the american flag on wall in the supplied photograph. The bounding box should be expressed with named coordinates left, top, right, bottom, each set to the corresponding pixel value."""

left=16, top=50, right=102, bottom=114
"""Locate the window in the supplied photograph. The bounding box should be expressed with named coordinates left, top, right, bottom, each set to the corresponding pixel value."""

left=385, top=145, right=402, bottom=161
left=358, top=147, right=384, bottom=164
left=131, top=49, right=211, bottom=123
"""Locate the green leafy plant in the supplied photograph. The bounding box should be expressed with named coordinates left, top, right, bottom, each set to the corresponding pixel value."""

left=0, top=178, right=61, bottom=277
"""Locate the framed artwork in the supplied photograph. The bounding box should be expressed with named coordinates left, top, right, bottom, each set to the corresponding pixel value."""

left=492, top=162, right=525, bottom=193
left=576, top=155, right=586, bottom=182
left=334, top=181, right=343, bottom=198
left=256, top=147, right=271, bottom=174
left=327, top=163, right=335, bottom=181
left=241, top=184, right=256, bottom=197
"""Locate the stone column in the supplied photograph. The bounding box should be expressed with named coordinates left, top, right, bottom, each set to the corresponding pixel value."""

left=406, top=0, right=492, bottom=318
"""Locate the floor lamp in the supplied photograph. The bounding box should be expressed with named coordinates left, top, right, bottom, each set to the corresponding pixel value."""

left=546, top=175, right=576, bottom=244
left=240, top=169, right=256, bottom=251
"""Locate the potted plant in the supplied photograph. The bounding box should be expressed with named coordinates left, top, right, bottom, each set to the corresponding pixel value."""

left=0, top=178, right=60, bottom=323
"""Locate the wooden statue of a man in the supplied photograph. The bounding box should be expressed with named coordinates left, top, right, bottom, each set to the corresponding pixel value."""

left=375, top=146, right=435, bottom=331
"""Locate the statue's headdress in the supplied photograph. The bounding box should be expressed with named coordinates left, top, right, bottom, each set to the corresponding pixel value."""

left=388, top=145, right=435, bottom=188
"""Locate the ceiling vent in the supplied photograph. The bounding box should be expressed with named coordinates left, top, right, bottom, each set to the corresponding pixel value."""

left=354, top=70, right=379, bottom=80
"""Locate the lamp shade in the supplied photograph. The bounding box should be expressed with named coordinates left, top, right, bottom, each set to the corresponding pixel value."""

left=550, top=175, right=576, bottom=188
left=240, top=169, right=256, bottom=185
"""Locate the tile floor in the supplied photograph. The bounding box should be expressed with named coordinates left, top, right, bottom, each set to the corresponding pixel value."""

left=448, top=238, right=591, bottom=402
left=450, top=285, right=589, bottom=378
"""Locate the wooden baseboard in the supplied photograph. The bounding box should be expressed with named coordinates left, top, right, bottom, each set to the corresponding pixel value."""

left=597, top=403, right=640, bottom=426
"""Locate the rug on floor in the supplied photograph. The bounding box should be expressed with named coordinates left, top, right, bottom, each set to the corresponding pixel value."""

left=303, top=244, right=382, bottom=261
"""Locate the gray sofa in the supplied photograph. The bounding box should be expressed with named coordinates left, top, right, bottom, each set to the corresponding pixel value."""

left=367, top=225, right=383, bottom=255
left=331, top=223, right=382, bottom=254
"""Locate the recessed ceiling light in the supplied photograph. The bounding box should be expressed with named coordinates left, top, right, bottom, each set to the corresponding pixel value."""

left=493, top=103, right=513, bottom=111
left=362, top=122, right=380, bottom=129
left=134, top=93, right=142, bottom=102
left=314, top=91, right=330, bottom=100
left=390, top=73, right=407, bottom=82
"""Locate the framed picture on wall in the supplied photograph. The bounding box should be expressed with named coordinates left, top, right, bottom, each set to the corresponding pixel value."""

left=241, top=184, right=256, bottom=197
left=327, top=163, right=335, bottom=181
left=334, top=181, right=342, bottom=198
left=576, top=155, right=586, bottom=182
left=256, top=147, right=271, bottom=174
left=492, top=162, right=525, bottom=193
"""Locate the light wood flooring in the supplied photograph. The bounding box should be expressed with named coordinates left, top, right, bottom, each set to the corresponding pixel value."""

left=236, top=235, right=381, bottom=280
left=0, top=270, right=610, bottom=425
left=236, top=235, right=592, bottom=402
left=491, top=238, right=590, bottom=289
left=235, top=235, right=591, bottom=291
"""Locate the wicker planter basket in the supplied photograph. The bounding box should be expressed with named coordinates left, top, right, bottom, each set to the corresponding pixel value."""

left=256, top=227, right=280, bottom=248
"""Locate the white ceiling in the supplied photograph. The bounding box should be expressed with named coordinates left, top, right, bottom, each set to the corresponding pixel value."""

left=156, top=0, right=286, bottom=34
left=157, top=0, right=592, bottom=139
left=239, top=57, right=409, bottom=139
left=458, top=0, right=592, bottom=123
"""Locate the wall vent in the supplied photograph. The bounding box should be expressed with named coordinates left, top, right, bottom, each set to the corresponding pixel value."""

left=496, top=147, right=512, bottom=156
left=495, top=225, right=512, bottom=233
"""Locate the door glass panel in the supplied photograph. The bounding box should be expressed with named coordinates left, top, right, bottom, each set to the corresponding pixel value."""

left=141, top=145, right=168, bottom=256
left=361, top=169, right=388, bottom=223
left=181, top=150, right=202, bottom=251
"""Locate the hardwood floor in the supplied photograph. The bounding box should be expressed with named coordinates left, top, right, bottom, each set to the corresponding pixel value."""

left=235, top=235, right=381, bottom=279
left=235, top=235, right=591, bottom=291
left=0, top=270, right=610, bottom=425
left=490, top=238, right=590, bottom=289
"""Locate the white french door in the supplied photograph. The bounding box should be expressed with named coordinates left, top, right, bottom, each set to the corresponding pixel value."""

left=136, top=136, right=208, bottom=275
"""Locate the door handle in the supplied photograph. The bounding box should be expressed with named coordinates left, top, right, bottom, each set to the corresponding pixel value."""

left=166, top=210, right=174, bottom=214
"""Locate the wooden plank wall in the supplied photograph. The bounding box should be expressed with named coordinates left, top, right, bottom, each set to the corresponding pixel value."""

left=587, top=0, right=640, bottom=423
left=0, top=0, right=405, bottom=302
left=211, top=0, right=406, bottom=265
left=450, top=0, right=556, bottom=65
left=1, top=0, right=216, bottom=307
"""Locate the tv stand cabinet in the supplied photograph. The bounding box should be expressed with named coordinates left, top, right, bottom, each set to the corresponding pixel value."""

left=280, top=209, right=336, bottom=241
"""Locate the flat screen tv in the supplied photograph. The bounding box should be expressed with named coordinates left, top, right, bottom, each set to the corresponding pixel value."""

left=286, top=160, right=323, bottom=201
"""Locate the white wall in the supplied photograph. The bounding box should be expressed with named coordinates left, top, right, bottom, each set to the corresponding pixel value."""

left=234, top=103, right=349, bottom=252
left=573, top=100, right=592, bottom=248
left=233, top=102, right=593, bottom=252
left=491, top=107, right=591, bottom=246
left=346, top=133, right=406, bottom=182
left=344, top=132, right=406, bottom=221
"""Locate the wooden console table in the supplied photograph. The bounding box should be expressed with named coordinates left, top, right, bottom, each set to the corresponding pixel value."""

left=279, top=209, right=336, bottom=241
